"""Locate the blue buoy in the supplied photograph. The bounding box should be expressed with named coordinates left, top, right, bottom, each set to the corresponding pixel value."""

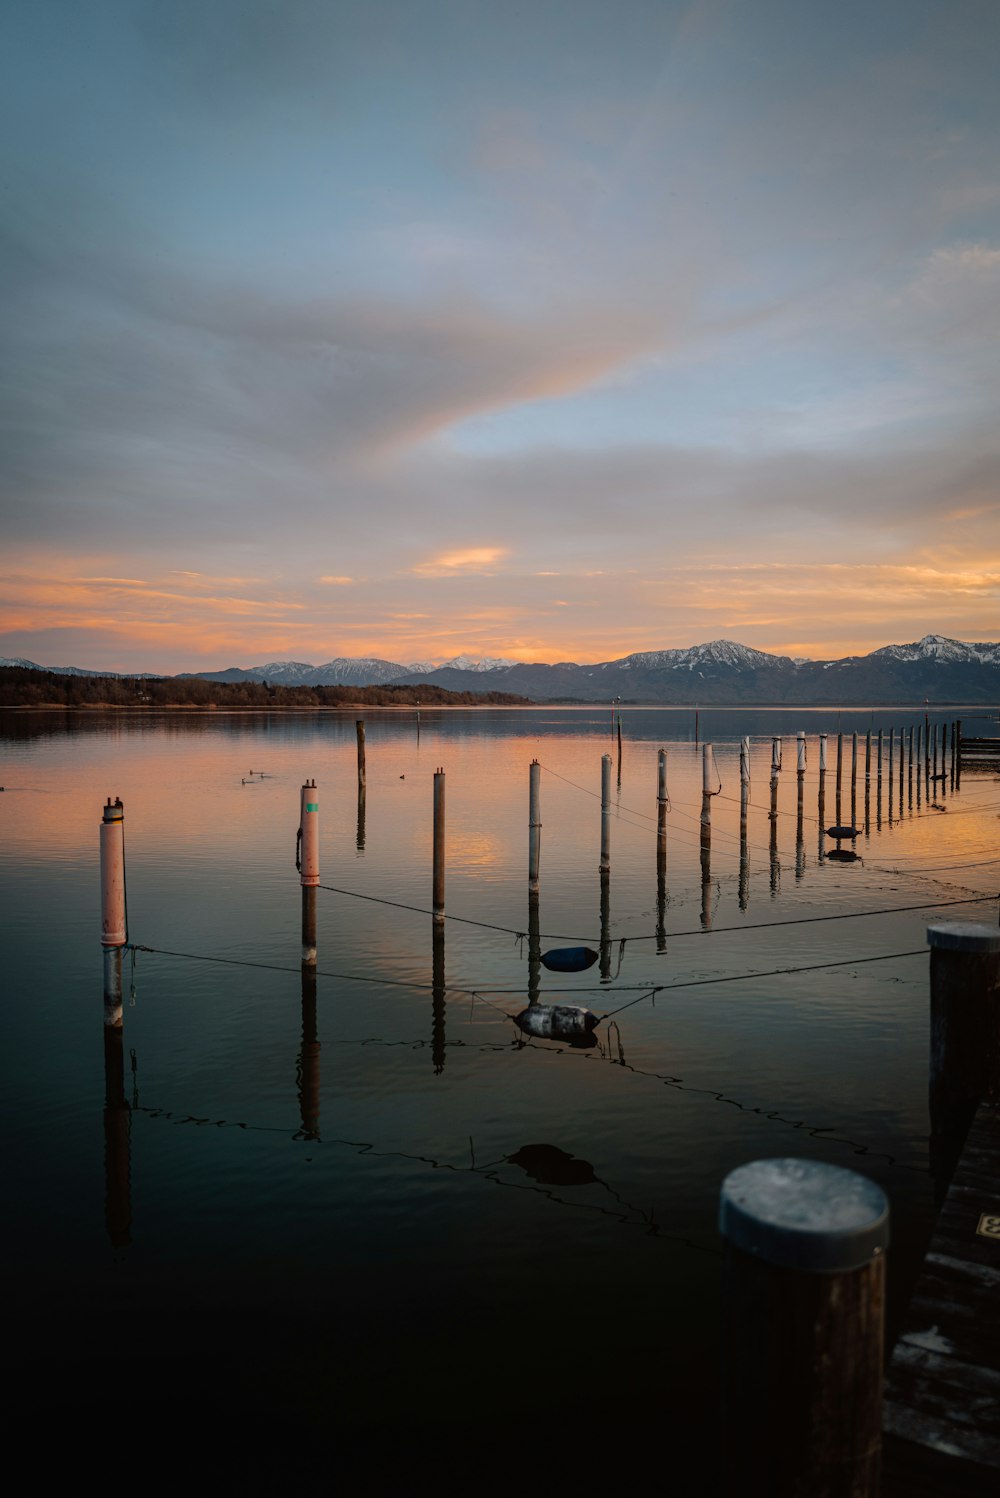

left=539, top=946, right=599, bottom=973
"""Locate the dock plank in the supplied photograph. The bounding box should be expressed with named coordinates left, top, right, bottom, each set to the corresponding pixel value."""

left=883, top=1101, right=1000, bottom=1494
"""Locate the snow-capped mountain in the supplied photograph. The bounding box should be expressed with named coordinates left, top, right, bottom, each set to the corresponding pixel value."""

left=437, top=654, right=519, bottom=672
left=869, top=634, right=1000, bottom=666
left=0, top=656, right=148, bottom=678
left=6, top=635, right=999, bottom=703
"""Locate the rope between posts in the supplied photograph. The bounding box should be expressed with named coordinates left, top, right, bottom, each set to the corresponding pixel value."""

left=314, top=881, right=996, bottom=945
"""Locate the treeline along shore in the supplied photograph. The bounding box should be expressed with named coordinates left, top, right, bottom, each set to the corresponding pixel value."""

left=0, top=666, right=532, bottom=710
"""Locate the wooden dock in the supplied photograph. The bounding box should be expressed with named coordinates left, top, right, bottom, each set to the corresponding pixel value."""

left=882, top=1100, right=1000, bottom=1495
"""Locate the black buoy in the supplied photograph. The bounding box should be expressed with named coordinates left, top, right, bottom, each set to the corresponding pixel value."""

left=515, top=1005, right=599, bottom=1043
left=539, top=946, right=599, bottom=973
left=825, top=824, right=861, bottom=839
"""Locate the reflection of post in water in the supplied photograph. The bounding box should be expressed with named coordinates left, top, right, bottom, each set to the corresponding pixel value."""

left=103, top=1025, right=132, bottom=1248
left=356, top=784, right=366, bottom=852
left=599, top=871, right=612, bottom=980
left=907, top=725, right=914, bottom=808
left=887, top=729, right=894, bottom=824
left=298, top=946, right=321, bottom=1140
left=432, top=921, right=446, bottom=1074
left=915, top=725, right=922, bottom=808
left=528, top=893, right=541, bottom=1004
left=817, top=765, right=826, bottom=863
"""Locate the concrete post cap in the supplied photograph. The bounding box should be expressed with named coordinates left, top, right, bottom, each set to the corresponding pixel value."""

left=927, top=921, right=1000, bottom=954
left=719, top=1157, right=889, bottom=1273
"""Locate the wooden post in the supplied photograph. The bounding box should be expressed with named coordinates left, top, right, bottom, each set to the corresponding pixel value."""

left=740, top=737, right=750, bottom=912
left=528, top=759, right=541, bottom=893
left=300, top=779, right=319, bottom=966
left=656, top=748, right=668, bottom=876
left=887, top=729, right=894, bottom=822
left=101, top=797, right=126, bottom=1026
left=433, top=769, right=445, bottom=924
left=835, top=732, right=843, bottom=825
left=720, top=1159, right=888, bottom=1498
left=616, top=709, right=623, bottom=784
left=915, top=725, right=923, bottom=806
left=955, top=718, right=962, bottom=787
left=865, top=729, right=871, bottom=787
left=600, top=753, right=612, bottom=873
left=356, top=784, right=366, bottom=852
left=701, top=743, right=713, bottom=929
left=819, top=733, right=827, bottom=773
left=600, top=870, right=612, bottom=979
left=932, top=721, right=939, bottom=781
left=356, top=719, right=366, bottom=789
left=907, top=725, right=914, bottom=806
left=928, top=921, right=1000, bottom=1143
left=771, top=735, right=781, bottom=772
left=528, top=892, right=541, bottom=1005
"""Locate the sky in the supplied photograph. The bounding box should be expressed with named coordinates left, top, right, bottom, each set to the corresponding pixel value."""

left=2, top=0, right=999, bottom=672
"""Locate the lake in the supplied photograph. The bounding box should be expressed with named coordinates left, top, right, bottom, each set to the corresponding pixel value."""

left=2, top=706, right=996, bottom=1483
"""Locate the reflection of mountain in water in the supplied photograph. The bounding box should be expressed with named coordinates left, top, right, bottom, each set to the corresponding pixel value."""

left=507, top=1143, right=597, bottom=1187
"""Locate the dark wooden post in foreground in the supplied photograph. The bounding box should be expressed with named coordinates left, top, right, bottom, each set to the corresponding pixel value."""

left=600, top=752, right=612, bottom=873
left=528, top=759, right=541, bottom=894
left=299, top=780, right=319, bottom=965
left=356, top=719, right=366, bottom=789
left=928, top=921, right=1000, bottom=1143
left=720, top=1157, right=889, bottom=1498
left=433, top=769, right=445, bottom=924
left=101, top=797, right=126, bottom=1027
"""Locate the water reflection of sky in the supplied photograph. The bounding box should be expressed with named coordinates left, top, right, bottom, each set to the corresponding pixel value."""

left=2, top=708, right=997, bottom=1471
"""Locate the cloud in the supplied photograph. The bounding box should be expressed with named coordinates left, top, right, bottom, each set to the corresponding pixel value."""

left=410, top=546, right=510, bottom=577
left=319, top=575, right=355, bottom=585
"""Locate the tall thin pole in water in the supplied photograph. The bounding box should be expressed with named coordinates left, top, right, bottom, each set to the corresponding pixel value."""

left=528, top=759, right=541, bottom=894
left=100, top=796, right=126, bottom=1027
left=600, top=753, right=612, bottom=873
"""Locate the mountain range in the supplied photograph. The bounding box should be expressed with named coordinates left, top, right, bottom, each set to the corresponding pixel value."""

left=3, top=635, right=999, bottom=704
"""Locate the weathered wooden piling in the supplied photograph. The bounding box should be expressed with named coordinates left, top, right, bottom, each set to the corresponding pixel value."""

left=356, top=785, right=366, bottom=852
left=657, top=748, right=668, bottom=874
left=600, top=752, right=612, bottom=873
left=836, top=732, right=843, bottom=824
left=433, top=768, right=445, bottom=924
left=356, top=719, right=366, bottom=789
left=928, top=922, right=1000, bottom=1144
left=528, top=892, right=541, bottom=1005
left=720, top=1157, right=889, bottom=1498
left=299, top=780, right=319, bottom=966
left=887, top=729, right=894, bottom=820
left=101, top=797, right=126, bottom=1026
left=739, top=737, right=750, bottom=911
left=529, top=759, right=541, bottom=893
left=817, top=743, right=827, bottom=863
left=915, top=725, right=923, bottom=806
left=701, top=741, right=713, bottom=860
left=865, top=729, right=872, bottom=787
left=955, top=717, right=962, bottom=787
left=795, top=734, right=805, bottom=879
left=600, top=871, right=612, bottom=977
left=616, top=709, right=623, bottom=783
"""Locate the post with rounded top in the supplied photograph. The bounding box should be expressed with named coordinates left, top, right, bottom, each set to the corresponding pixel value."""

left=299, top=780, right=319, bottom=965
left=528, top=759, right=541, bottom=894
left=600, top=753, right=612, bottom=873
left=818, top=733, right=827, bottom=773
left=433, top=769, right=446, bottom=924
left=720, top=1157, right=889, bottom=1497
left=101, top=797, right=126, bottom=1026
left=928, top=921, right=1000, bottom=1144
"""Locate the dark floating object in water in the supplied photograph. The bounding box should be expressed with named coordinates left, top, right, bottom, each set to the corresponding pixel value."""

left=825, top=824, right=861, bottom=839
left=515, top=1004, right=599, bottom=1042
left=507, top=1143, right=597, bottom=1187
left=826, top=849, right=860, bottom=863
left=540, top=946, right=599, bottom=973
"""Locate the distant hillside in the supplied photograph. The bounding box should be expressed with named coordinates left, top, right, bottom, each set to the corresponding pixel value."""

left=0, top=667, right=531, bottom=710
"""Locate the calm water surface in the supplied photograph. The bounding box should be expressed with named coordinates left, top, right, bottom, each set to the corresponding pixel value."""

left=3, top=707, right=997, bottom=1480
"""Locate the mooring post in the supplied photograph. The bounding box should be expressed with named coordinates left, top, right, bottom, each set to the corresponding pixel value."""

left=356, top=719, right=366, bottom=789
left=928, top=921, right=1000, bottom=1144
left=300, top=780, right=319, bottom=965
left=616, top=709, right=623, bottom=784
left=433, top=768, right=445, bottom=924
left=101, top=797, right=126, bottom=1027
left=915, top=725, right=923, bottom=806
left=600, top=752, right=612, bottom=873
left=865, top=729, right=871, bottom=788
left=932, top=721, right=939, bottom=782
left=720, top=1157, right=888, bottom=1498
left=817, top=739, right=827, bottom=863
left=795, top=733, right=805, bottom=879
left=600, top=870, right=612, bottom=979
left=955, top=718, right=962, bottom=787
left=529, top=759, right=541, bottom=894
left=528, top=890, right=541, bottom=1005
left=657, top=747, right=668, bottom=878
left=887, top=729, right=894, bottom=821
left=739, top=737, right=750, bottom=909
left=356, top=784, right=366, bottom=852
left=835, top=732, right=843, bottom=824
left=701, top=741, right=713, bottom=853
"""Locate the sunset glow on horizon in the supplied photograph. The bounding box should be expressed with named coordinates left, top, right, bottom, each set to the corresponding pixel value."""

left=2, top=2, right=999, bottom=674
